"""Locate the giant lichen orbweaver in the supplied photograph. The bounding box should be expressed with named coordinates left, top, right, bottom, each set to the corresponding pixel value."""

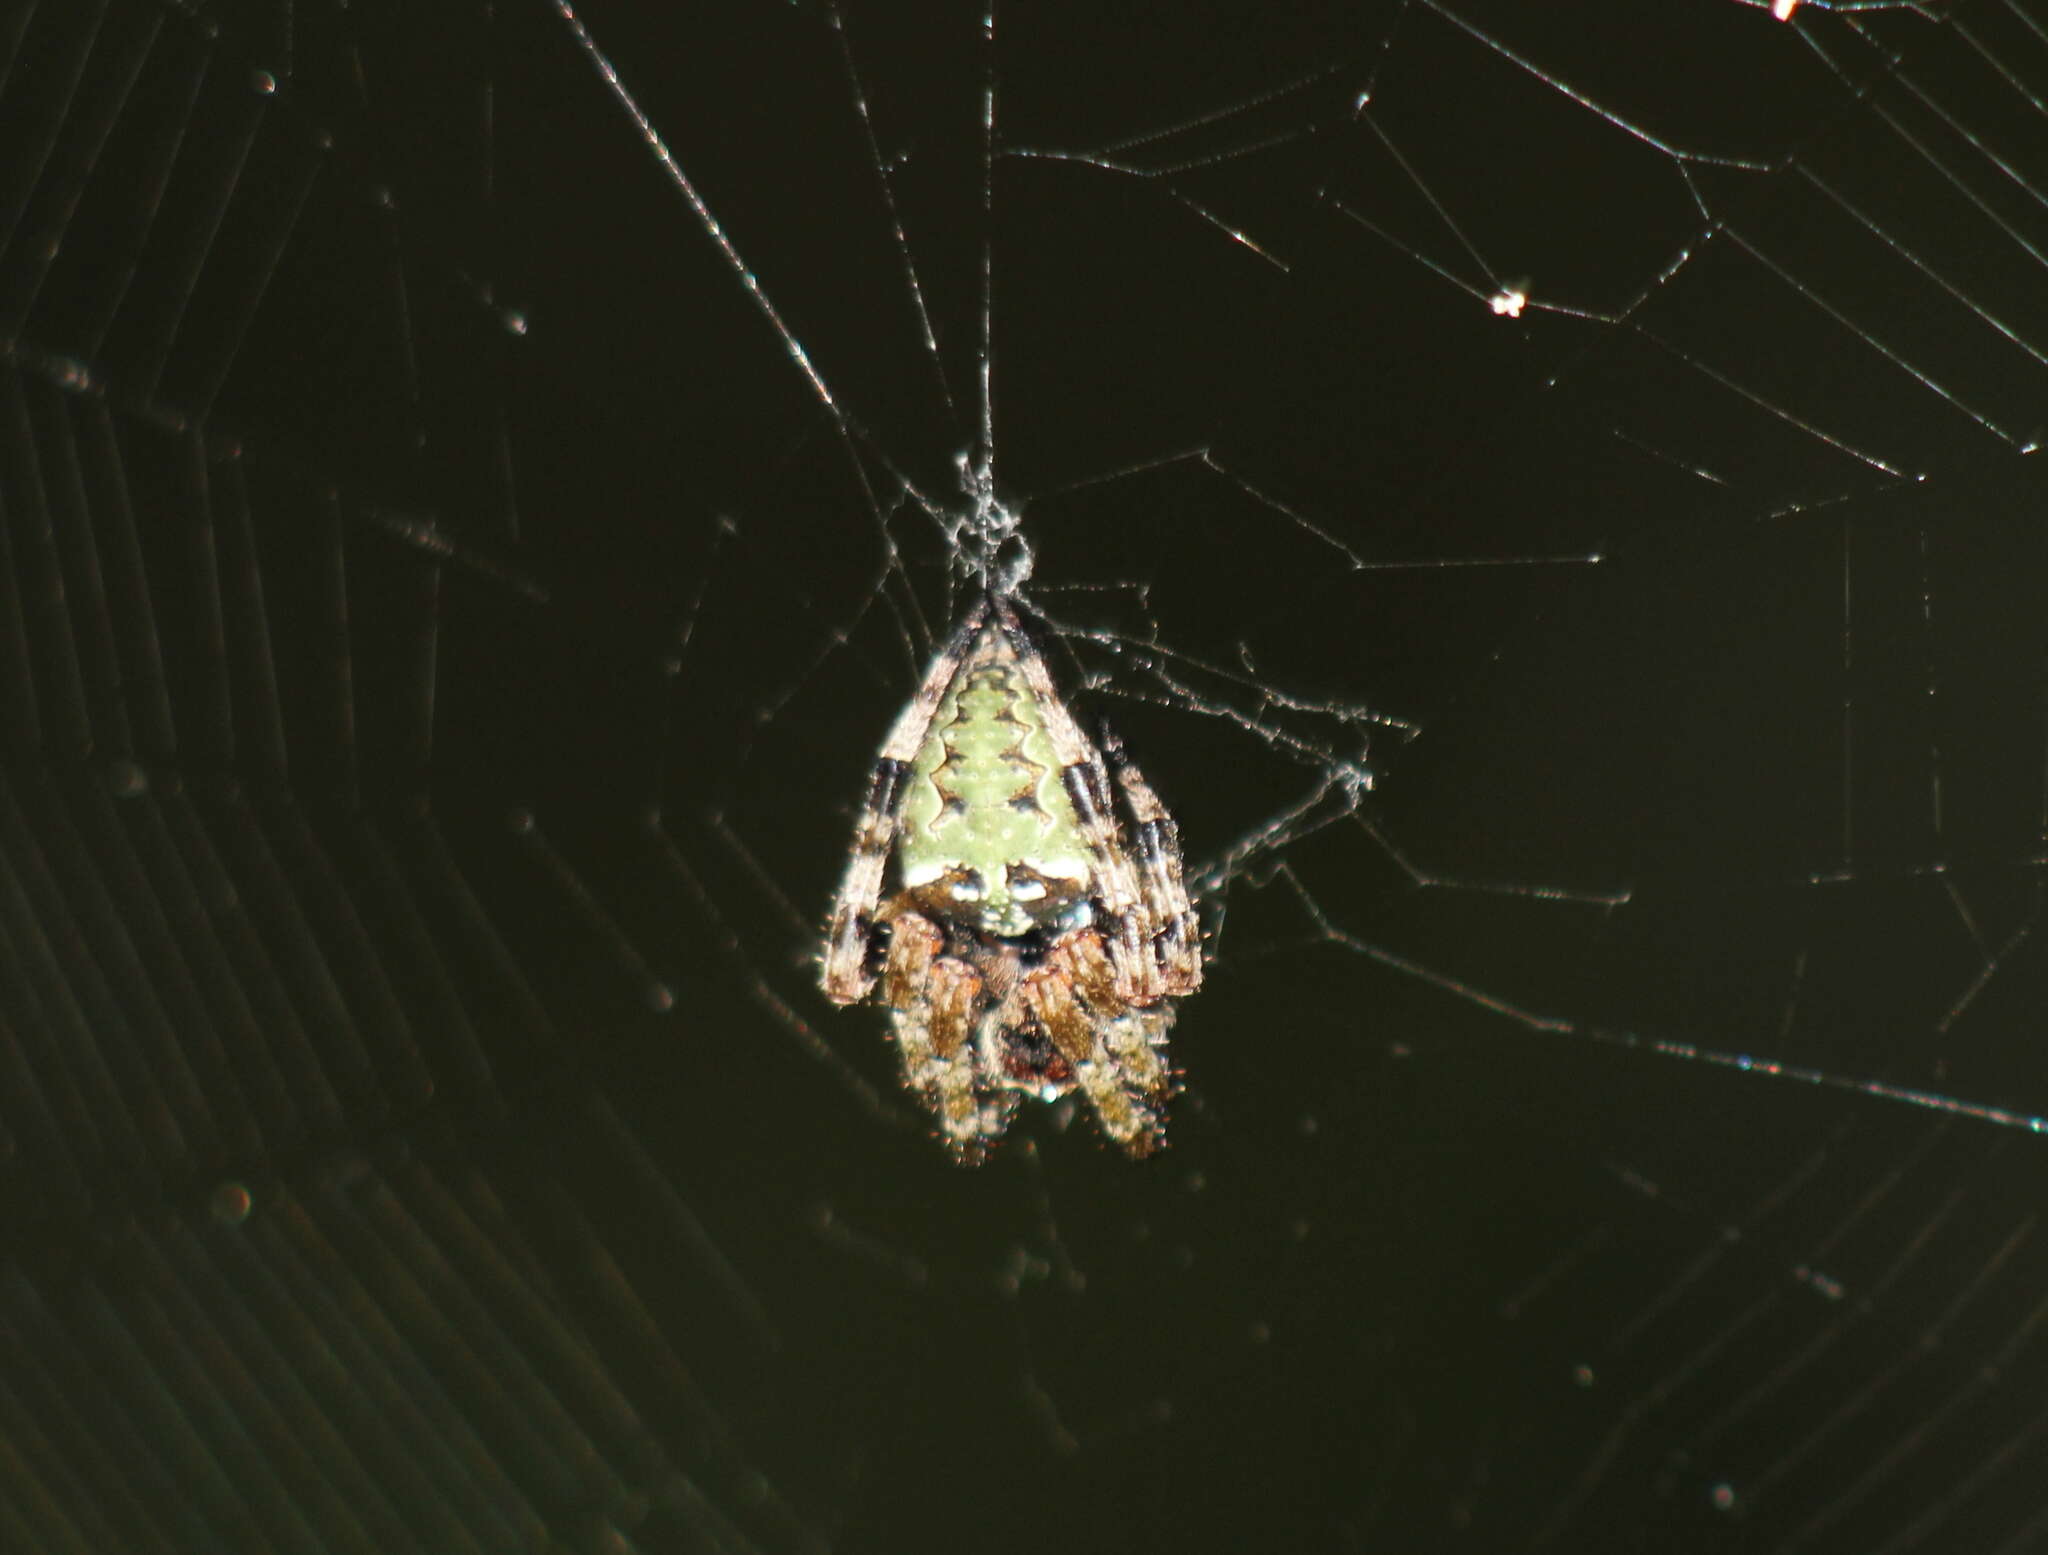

left=821, top=594, right=1203, bottom=1162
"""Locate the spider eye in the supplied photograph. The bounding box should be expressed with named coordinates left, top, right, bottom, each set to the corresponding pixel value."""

left=948, top=874, right=984, bottom=903
left=1008, top=872, right=1047, bottom=903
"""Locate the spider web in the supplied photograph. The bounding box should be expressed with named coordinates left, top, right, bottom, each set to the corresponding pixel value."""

left=5, top=0, right=2048, bottom=1551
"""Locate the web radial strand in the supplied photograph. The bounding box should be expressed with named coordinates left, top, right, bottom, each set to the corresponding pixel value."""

left=979, top=5, right=999, bottom=486
left=825, top=2, right=956, bottom=420
left=550, top=4, right=841, bottom=421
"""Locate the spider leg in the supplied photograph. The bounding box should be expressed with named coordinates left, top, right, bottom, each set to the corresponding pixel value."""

left=881, top=904, right=1010, bottom=1160
left=821, top=600, right=996, bottom=1003
left=1100, top=727, right=1203, bottom=996
left=821, top=757, right=911, bottom=1002
left=1102, top=1008, right=1174, bottom=1114
left=926, top=959, right=996, bottom=1158
left=1053, top=928, right=1173, bottom=1103
left=1021, top=947, right=1165, bottom=1157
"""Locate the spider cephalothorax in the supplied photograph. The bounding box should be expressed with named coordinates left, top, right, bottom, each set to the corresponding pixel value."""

left=821, top=596, right=1202, bottom=1161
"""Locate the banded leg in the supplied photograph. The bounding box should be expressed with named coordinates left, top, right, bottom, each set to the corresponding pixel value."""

left=820, top=600, right=997, bottom=1003
left=1102, top=728, right=1202, bottom=996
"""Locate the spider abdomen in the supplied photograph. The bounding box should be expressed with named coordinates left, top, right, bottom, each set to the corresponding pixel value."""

left=899, top=625, right=1092, bottom=938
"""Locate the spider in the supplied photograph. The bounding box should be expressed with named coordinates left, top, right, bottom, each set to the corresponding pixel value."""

left=821, top=595, right=1203, bottom=1162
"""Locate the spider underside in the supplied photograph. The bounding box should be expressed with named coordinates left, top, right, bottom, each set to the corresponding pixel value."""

left=821, top=597, right=1202, bottom=1161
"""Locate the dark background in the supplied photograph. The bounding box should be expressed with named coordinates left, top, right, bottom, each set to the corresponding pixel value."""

left=5, top=0, right=2048, bottom=1551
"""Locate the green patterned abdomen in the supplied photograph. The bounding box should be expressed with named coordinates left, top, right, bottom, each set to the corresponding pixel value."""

left=898, top=627, right=1092, bottom=937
